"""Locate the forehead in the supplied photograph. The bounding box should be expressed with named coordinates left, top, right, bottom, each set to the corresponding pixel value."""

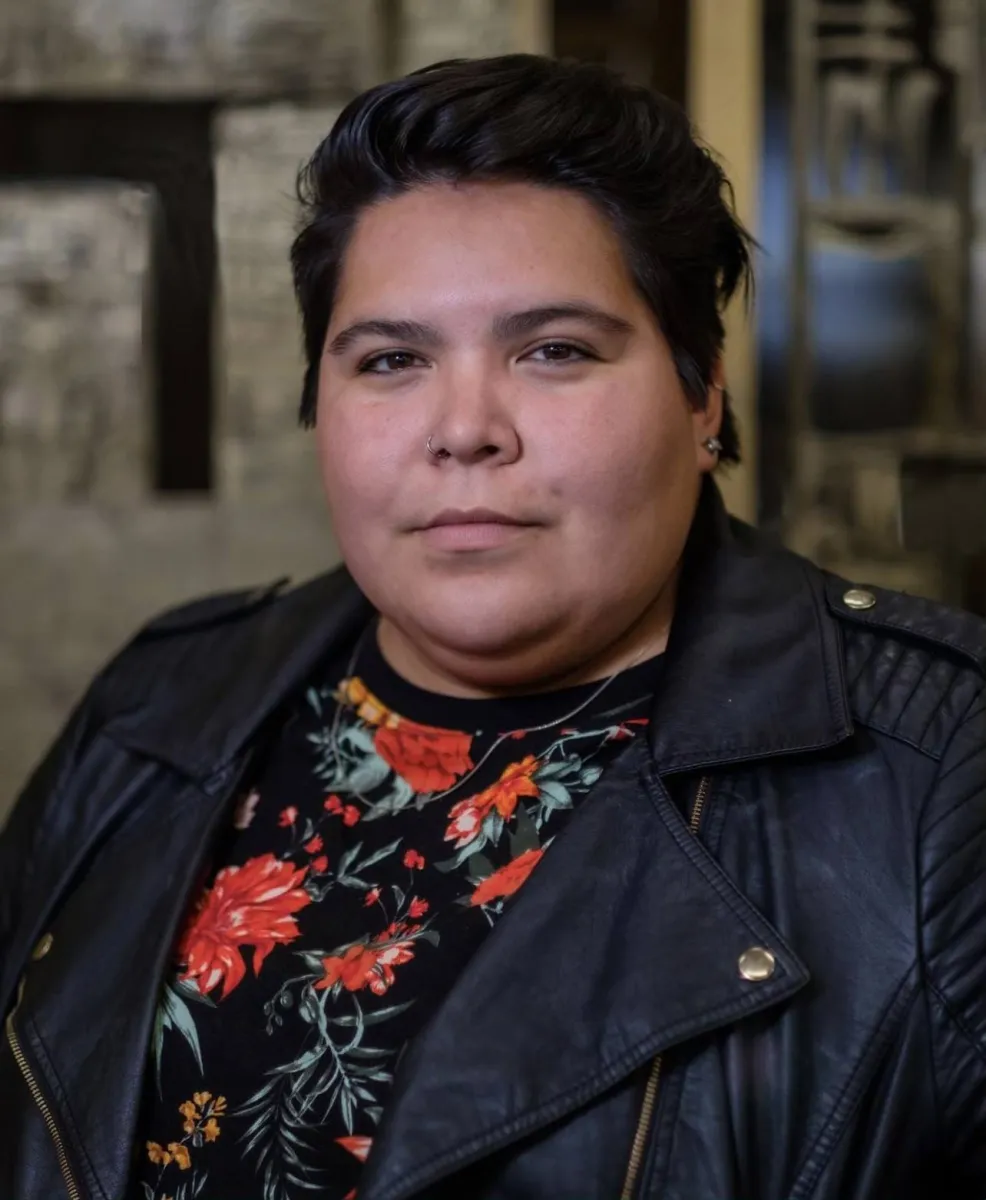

left=333, top=180, right=641, bottom=320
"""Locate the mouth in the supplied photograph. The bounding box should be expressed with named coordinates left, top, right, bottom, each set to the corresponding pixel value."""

left=418, top=508, right=538, bottom=552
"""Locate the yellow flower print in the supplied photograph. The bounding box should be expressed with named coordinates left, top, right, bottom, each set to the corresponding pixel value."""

left=146, top=1142, right=171, bottom=1166
left=192, top=1091, right=212, bottom=1108
left=337, top=677, right=396, bottom=728
left=202, top=1117, right=221, bottom=1143
left=212, top=1095, right=228, bottom=1115
left=168, top=1143, right=191, bottom=1170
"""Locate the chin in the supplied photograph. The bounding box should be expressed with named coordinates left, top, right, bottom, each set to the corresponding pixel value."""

left=410, top=587, right=557, bottom=659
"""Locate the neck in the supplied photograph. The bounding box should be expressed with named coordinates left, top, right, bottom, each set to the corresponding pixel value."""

left=375, top=571, right=679, bottom=700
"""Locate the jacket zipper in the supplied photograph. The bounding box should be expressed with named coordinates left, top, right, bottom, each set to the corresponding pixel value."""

left=1, top=755, right=254, bottom=1200
left=619, top=774, right=712, bottom=1200
left=5, top=985, right=83, bottom=1200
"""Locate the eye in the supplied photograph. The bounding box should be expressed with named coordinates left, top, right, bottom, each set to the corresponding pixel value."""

left=357, top=350, right=427, bottom=375
left=524, top=341, right=595, bottom=365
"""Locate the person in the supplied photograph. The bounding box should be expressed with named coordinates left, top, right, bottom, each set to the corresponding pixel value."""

left=1, top=53, right=985, bottom=1200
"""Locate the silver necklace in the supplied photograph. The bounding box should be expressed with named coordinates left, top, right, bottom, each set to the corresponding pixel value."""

left=327, top=627, right=647, bottom=808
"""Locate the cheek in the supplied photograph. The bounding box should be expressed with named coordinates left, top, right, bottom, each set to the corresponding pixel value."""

left=546, top=389, right=695, bottom=525
left=315, top=402, right=399, bottom=537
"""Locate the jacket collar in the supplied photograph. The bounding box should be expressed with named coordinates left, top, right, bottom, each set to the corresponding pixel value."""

left=104, top=567, right=375, bottom=783
left=105, top=481, right=853, bottom=783
left=647, top=481, right=853, bottom=774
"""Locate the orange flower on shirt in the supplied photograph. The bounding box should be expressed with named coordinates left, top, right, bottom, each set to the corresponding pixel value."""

left=337, top=675, right=473, bottom=793
left=177, top=854, right=312, bottom=999
left=374, top=719, right=474, bottom=794
left=445, top=756, right=540, bottom=848
left=168, top=1143, right=191, bottom=1171
left=315, top=927, right=418, bottom=997
left=470, top=848, right=545, bottom=907
left=336, top=677, right=392, bottom=727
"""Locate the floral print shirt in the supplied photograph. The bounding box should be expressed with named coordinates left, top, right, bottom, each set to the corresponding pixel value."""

left=131, top=630, right=660, bottom=1200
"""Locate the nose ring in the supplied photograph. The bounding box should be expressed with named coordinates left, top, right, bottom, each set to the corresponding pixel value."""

left=427, top=436, right=450, bottom=460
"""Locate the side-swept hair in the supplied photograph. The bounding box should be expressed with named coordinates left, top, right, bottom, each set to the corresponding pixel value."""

left=291, top=54, right=752, bottom=462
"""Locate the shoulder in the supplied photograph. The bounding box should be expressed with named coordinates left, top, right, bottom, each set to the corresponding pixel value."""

left=820, top=571, right=985, bottom=761
left=133, top=577, right=292, bottom=639
left=80, top=576, right=294, bottom=719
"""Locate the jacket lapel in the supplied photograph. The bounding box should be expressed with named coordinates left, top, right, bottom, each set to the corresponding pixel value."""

left=358, top=741, right=810, bottom=1200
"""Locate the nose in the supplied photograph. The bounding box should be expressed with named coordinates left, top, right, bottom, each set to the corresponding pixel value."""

left=426, top=359, right=521, bottom=467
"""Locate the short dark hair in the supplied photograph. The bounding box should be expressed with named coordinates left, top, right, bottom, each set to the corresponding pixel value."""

left=292, top=54, right=752, bottom=463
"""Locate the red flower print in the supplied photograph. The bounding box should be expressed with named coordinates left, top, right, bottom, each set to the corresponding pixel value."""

left=304, top=835, right=323, bottom=854
left=337, top=1135, right=373, bottom=1163
left=311, top=855, right=329, bottom=874
left=324, top=794, right=343, bottom=813
left=278, top=806, right=298, bottom=827
left=178, top=854, right=312, bottom=999
left=315, top=930, right=417, bottom=996
left=470, top=848, right=545, bottom=908
left=408, top=897, right=429, bottom=919
left=342, top=805, right=361, bottom=827
left=403, top=849, right=426, bottom=870
left=445, top=756, right=540, bottom=848
left=373, top=719, right=474, bottom=793
left=364, top=887, right=382, bottom=907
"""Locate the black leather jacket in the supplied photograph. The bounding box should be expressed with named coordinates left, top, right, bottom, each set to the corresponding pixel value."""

left=2, top=486, right=986, bottom=1200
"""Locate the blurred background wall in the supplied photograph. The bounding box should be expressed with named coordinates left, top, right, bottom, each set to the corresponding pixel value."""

left=2, top=0, right=984, bottom=822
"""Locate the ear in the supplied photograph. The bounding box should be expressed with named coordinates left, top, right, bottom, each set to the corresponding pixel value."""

left=693, top=360, right=725, bottom=473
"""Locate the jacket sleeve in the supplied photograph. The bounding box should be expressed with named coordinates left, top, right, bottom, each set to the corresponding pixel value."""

left=0, top=689, right=101, bottom=1017
left=919, top=670, right=986, bottom=1180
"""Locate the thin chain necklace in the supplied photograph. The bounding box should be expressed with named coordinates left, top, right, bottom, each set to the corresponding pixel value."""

left=328, top=626, right=648, bottom=808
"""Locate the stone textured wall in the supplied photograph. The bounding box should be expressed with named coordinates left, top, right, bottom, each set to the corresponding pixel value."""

left=214, top=103, right=341, bottom=508
left=400, top=0, right=519, bottom=72
left=0, top=0, right=382, bottom=98
left=0, top=184, right=152, bottom=505
left=1, top=0, right=549, bottom=823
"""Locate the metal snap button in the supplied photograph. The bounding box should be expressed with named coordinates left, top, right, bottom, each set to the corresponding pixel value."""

left=843, top=588, right=876, bottom=611
left=31, top=933, right=54, bottom=961
left=738, top=946, right=776, bottom=982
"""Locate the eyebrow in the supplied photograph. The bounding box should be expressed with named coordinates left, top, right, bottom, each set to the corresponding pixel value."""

left=325, top=303, right=635, bottom=357
left=326, top=318, right=445, bottom=357
left=491, top=303, right=635, bottom=340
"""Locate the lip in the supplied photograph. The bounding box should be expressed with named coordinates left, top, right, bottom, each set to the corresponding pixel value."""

left=418, top=508, right=537, bottom=552
left=424, top=508, right=529, bottom=529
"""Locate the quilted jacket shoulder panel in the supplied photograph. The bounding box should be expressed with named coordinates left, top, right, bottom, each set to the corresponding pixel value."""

left=825, top=576, right=986, bottom=761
